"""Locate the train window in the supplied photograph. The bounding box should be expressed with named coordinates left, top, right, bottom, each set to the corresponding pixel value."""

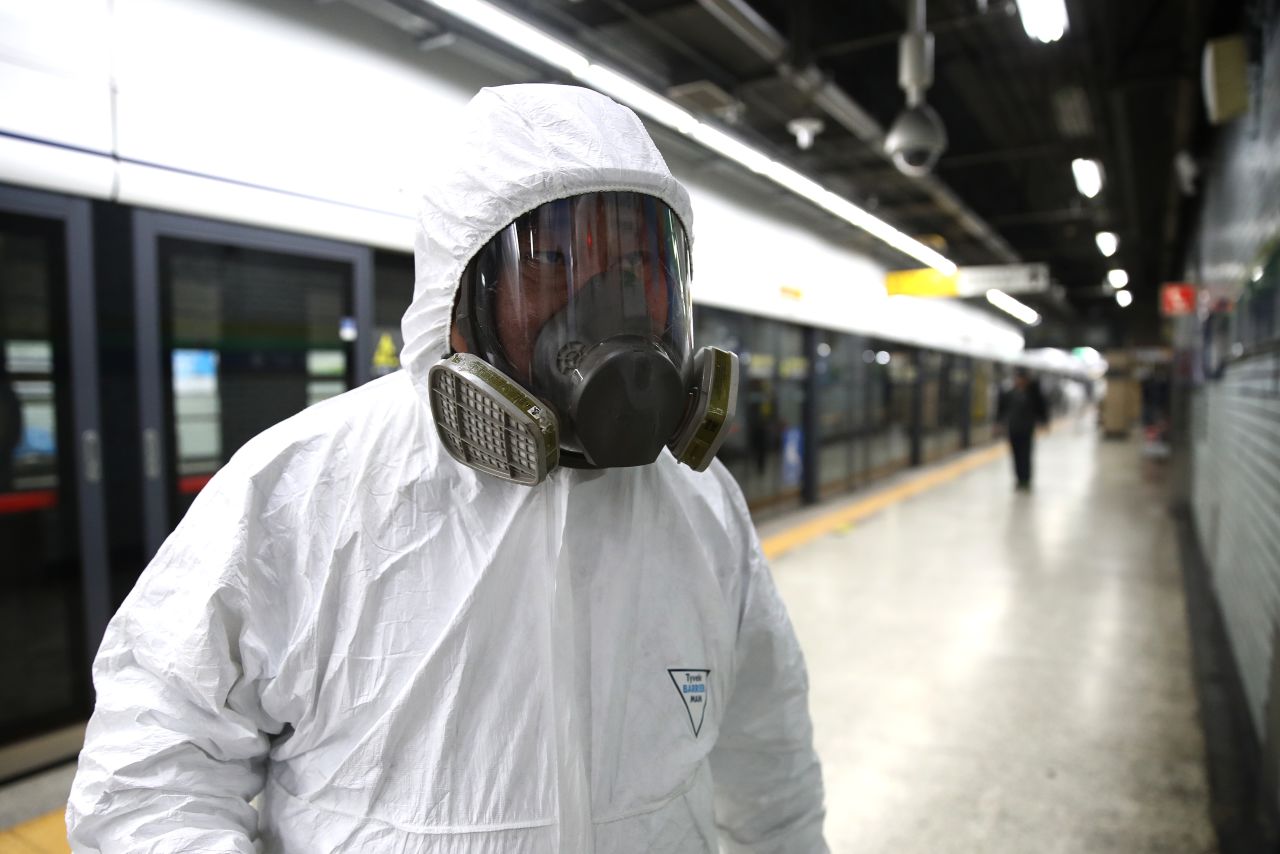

left=816, top=332, right=857, bottom=495
left=373, top=251, right=414, bottom=377
left=0, top=211, right=89, bottom=747
left=865, top=343, right=912, bottom=479
left=160, top=237, right=353, bottom=519
left=971, top=360, right=996, bottom=445
left=921, top=351, right=964, bottom=462
left=690, top=308, right=807, bottom=515
left=692, top=305, right=749, bottom=485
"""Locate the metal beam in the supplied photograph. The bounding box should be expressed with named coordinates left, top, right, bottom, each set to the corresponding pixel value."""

left=813, top=1, right=1020, bottom=61
left=989, top=208, right=1096, bottom=226
left=935, top=143, right=1072, bottom=170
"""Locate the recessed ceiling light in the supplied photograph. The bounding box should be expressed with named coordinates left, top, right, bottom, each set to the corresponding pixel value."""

left=1017, top=0, right=1069, bottom=43
left=1072, top=158, right=1103, bottom=198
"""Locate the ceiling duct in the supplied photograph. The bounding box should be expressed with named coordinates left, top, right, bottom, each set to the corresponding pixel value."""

left=1052, top=86, right=1094, bottom=139
left=666, top=79, right=747, bottom=125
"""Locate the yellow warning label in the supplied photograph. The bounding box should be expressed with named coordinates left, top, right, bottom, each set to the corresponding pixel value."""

left=373, top=333, right=400, bottom=370
left=884, top=268, right=959, bottom=297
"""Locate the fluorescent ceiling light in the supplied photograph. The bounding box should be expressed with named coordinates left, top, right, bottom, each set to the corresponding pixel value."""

left=420, top=0, right=958, bottom=275
left=986, top=289, right=1041, bottom=326
left=1072, top=158, right=1103, bottom=198
left=1017, top=0, right=1069, bottom=43
left=1107, top=269, right=1129, bottom=289
left=1115, top=290, right=1133, bottom=307
left=1095, top=231, right=1118, bottom=257
left=429, top=0, right=588, bottom=74
left=579, top=65, right=699, bottom=134
left=690, top=122, right=778, bottom=177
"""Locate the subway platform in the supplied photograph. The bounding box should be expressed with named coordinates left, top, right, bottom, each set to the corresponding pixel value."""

left=0, top=417, right=1214, bottom=853
left=760, top=416, right=1215, bottom=853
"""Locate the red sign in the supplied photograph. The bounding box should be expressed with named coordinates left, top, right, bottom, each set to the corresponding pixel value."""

left=1161, top=283, right=1196, bottom=316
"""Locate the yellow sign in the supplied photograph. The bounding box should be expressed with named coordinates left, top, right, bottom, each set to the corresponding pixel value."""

left=373, top=333, right=400, bottom=370
left=885, top=268, right=959, bottom=297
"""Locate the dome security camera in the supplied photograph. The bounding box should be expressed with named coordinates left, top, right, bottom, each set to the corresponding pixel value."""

left=885, top=102, right=947, bottom=177
left=886, top=3, right=947, bottom=177
left=786, top=117, right=825, bottom=150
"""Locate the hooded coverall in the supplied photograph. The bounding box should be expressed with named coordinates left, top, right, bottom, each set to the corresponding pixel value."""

left=67, top=84, right=827, bottom=854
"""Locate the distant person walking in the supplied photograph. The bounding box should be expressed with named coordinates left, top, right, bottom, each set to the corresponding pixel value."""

left=998, top=368, right=1048, bottom=491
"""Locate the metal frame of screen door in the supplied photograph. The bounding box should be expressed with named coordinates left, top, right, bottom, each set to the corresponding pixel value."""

left=132, top=210, right=374, bottom=560
left=0, top=184, right=110, bottom=779
left=0, top=185, right=110, bottom=667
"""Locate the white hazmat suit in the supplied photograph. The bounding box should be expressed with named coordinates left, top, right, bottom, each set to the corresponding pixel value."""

left=67, top=84, right=827, bottom=853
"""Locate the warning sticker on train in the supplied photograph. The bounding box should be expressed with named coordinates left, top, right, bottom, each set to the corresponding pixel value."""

left=668, top=668, right=711, bottom=737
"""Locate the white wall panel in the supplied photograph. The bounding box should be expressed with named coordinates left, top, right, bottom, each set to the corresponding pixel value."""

left=116, top=160, right=415, bottom=249
left=1192, top=354, right=1280, bottom=741
left=112, top=0, right=500, bottom=217
left=0, top=0, right=114, bottom=151
left=0, top=135, right=115, bottom=199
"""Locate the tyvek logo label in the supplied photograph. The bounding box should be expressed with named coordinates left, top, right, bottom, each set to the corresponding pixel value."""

left=668, top=669, right=711, bottom=737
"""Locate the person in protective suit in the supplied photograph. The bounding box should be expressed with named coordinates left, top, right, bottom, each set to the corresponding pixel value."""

left=67, top=84, right=827, bottom=853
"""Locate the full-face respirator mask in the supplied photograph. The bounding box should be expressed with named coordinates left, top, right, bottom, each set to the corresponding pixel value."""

left=428, top=191, right=738, bottom=485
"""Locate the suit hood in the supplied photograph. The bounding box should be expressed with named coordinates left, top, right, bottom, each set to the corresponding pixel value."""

left=400, top=84, right=693, bottom=399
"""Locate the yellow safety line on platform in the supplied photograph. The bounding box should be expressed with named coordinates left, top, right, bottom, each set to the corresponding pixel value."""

left=761, top=442, right=1009, bottom=561
left=0, top=809, right=67, bottom=854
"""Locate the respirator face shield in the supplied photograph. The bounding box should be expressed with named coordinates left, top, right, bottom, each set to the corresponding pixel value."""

left=429, top=191, right=738, bottom=485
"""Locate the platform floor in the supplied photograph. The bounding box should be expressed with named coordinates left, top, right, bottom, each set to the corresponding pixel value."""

left=762, top=420, right=1216, bottom=853
left=0, top=418, right=1216, bottom=852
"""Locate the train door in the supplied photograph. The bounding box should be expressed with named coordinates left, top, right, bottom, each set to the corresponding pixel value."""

left=815, top=331, right=856, bottom=497
left=130, top=212, right=374, bottom=572
left=864, top=342, right=913, bottom=481
left=0, top=186, right=110, bottom=779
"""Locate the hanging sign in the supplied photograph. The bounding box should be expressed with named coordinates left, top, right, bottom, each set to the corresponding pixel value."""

left=886, top=263, right=1050, bottom=297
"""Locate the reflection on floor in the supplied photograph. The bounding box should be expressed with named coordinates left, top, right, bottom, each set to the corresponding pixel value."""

left=767, top=420, right=1215, bottom=853
left=0, top=762, right=73, bottom=853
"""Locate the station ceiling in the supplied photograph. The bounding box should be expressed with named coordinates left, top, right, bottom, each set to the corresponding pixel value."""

left=388, top=0, right=1247, bottom=343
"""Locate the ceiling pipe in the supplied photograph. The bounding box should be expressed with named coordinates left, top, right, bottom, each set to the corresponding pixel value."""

left=903, top=0, right=928, bottom=107
left=696, top=0, right=1019, bottom=264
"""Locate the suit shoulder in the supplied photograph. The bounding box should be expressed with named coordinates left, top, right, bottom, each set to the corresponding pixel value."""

left=653, top=453, right=756, bottom=549
left=211, top=371, right=428, bottom=494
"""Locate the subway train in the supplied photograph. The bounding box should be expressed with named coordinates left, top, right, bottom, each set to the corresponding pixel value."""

left=0, top=0, right=1095, bottom=785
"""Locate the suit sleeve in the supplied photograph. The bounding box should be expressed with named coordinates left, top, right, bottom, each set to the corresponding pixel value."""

left=67, top=475, right=293, bottom=853
left=708, top=488, right=828, bottom=854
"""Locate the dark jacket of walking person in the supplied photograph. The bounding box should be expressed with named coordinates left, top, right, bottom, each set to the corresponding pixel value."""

left=997, top=370, right=1048, bottom=490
